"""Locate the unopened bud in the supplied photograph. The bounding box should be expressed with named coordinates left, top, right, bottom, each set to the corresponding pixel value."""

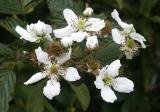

left=35, top=20, right=47, bottom=36
left=23, top=51, right=28, bottom=54
left=83, top=7, right=93, bottom=16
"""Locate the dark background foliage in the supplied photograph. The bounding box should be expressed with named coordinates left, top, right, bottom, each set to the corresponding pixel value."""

left=0, top=0, right=160, bottom=112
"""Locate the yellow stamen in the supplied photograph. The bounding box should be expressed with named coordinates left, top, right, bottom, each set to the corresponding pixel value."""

left=49, top=65, right=58, bottom=74
left=103, top=75, right=113, bottom=86
left=74, top=17, right=86, bottom=30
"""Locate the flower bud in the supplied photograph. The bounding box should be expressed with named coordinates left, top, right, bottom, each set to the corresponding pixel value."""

left=83, top=7, right=93, bottom=16
left=23, top=51, right=28, bottom=54
left=34, top=20, right=47, bottom=36
left=86, top=36, right=98, bottom=49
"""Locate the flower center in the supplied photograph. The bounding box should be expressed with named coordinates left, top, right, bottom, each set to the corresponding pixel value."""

left=49, top=64, right=58, bottom=74
left=103, top=75, right=113, bottom=86
left=74, top=17, right=86, bottom=30
left=126, top=39, right=136, bottom=48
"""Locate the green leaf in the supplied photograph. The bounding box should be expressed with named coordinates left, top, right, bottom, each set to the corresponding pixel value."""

left=44, top=99, right=58, bottom=112
left=26, top=81, right=45, bottom=112
left=116, top=0, right=124, bottom=9
left=47, top=0, right=84, bottom=27
left=0, top=43, right=13, bottom=56
left=0, top=71, right=16, bottom=112
left=140, top=0, right=159, bottom=16
left=94, top=41, right=121, bottom=65
left=9, top=104, right=26, bottom=112
left=140, top=21, right=154, bottom=44
left=141, top=51, right=152, bottom=92
left=0, top=17, right=26, bottom=37
left=0, top=0, right=43, bottom=14
left=150, top=16, right=160, bottom=24
left=121, top=94, right=151, bottom=112
left=70, top=83, right=90, bottom=111
left=55, top=87, right=76, bottom=107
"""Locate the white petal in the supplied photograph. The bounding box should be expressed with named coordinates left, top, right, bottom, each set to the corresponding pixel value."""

left=86, top=18, right=105, bottom=31
left=24, top=72, right=46, bottom=85
left=56, top=48, right=71, bottom=65
left=111, top=28, right=125, bottom=44
left=15, top=26, right=36, bottom=42
left=64, top=67, right=81, bottom=81
left=107, top=60, right=121, bottom=77
left=123, top=24, right=134, bottom=34
left=113, top=77, right=134, bottom=93
left=35, top=47, right=51, bottom=65
left=86, top=36, right=98, bottom=49
left=26, top=24, right=34, bottom=32
left=111, top=9, right=131, bottom=29
left=53, top=25, right=74, bottom=38
left=45, top=34, right=53, bottom=42
left=63, top=8, right=78, bottom=25
left=94, top=66, right=109, bottom=89
left=43, top=80, right=60, bottom=100
left=42, top=24, right=52, bottom=42
left=111, top=9, right=122, bottom=24
left=46, top=24, right=52, bottom=34
left=99, top=66, right=108, bottom=76
left=120, top=23, right=133, bottom=32
left=61, top=36, right=73, bottom=47
left=94, top=74, right=105, bottom=89
left=71, top=32, right=86, bottom=42
left=129, top=32, right=146, bottom=48
left=101, top=86, right=117, bottom=103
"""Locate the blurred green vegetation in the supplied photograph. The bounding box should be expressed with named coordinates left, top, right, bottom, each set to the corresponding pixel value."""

left=0, top=0, right=160, bottom=112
